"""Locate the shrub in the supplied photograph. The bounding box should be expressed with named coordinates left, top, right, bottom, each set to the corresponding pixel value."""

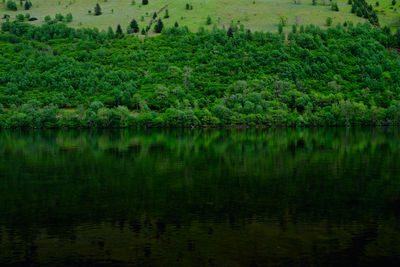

left=7, top=0, right=17, bottom=11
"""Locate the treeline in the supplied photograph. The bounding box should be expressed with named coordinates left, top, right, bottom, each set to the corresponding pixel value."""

left=0, top=21, right=400, bottom=128
left=349, top=0, right=379, bottom=26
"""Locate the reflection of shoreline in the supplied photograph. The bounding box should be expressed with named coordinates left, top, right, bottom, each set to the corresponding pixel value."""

left=1, top=218, right=397, bottom=266
left=0, top=128, right=400, bottom=265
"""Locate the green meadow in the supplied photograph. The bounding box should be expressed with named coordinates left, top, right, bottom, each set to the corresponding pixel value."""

left=367, top=0, right=400, bottom=28
left=0, top=0, right=382, bottom=32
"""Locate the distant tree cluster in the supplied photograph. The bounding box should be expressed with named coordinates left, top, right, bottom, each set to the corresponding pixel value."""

left=186, top=3, right=193, bottom=10
left=350, top=0, right=379, bottom=26
left=43, top=13, right=73, bottom=24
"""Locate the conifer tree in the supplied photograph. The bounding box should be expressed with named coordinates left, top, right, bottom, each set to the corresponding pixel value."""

left=94, top=3, right=102, bottom=16
left=116, top=24, right=123, bottom=36
left=154, top=19, right=163, bottom=33
left=129, top=18, right=139, bottom=33
left=227, top=27, right=234, bottom=37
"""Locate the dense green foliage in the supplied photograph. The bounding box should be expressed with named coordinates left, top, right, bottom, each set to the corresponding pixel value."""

left=0, top=21, right=400, bottom=128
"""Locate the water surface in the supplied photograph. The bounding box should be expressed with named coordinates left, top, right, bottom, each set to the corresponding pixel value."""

left=0, top=128, right=400, bottom=266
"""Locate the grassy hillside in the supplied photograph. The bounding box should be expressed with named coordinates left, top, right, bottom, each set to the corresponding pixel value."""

left=0, top=0, right=376, bottom=32
left=367, top=0, right=400, bottom=28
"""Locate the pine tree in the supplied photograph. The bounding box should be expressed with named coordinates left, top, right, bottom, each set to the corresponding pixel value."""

left=154, top=19, right=163, bottom=33
left=107, top=26, right=114, bottom=39
left=164, top=9, right=169, bottom=18
left=153, top=12, right=157, bottom=19
left=174, top=21, right=179, bottom=27
left=129, top=18, right=139, bottom=33
left=142, top=0, right=148, bottom=5
left=24, top=1, right=30, bottom=10
left=94, top=3, right=102, bottom=16
left=141, top=28, right=146, bottom=35
left=116, top=24, right=123, bottom=36
left=186, top=3, right=190, bottom=10
left=227, top=27, right=234, bottom=37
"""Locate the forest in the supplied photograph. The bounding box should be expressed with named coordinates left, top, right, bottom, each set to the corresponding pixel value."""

left=0, top=21, right=400, bottom=128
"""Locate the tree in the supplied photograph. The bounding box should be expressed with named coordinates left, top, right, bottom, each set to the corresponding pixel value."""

left=94, top=3, right=102, bottom=16
left=326, top=17, right=332, bottom=26
left=154, top=19, right=163, bottom=33
left=164, top=9, right=169, bottom=18
left=348, top=0, right=352, bottom=4
left=153, top=12, right=157, bottom=19
left=206, top=15, right=212, bottom=25
left=278, top=23, right=283, bottom=34
left=55, top=13, right=64, bottom=21
left=65, top=13, right=73, bottom=22
left=142, top=0, right=148, bottom=5
left=392, top=0, right=396, bottom=5
left=312, top=0, right=317, bottom=5
left=279, top=15, right=288, bottom=26
left=7, top=0, right=18, bottom=11
left=44, top=15, right=51, bottom=23
left=331, top=2, right=339, bottom=11
left=129, top=18, right=139, bottom=33
left=24, top=1, right=31, bottom=10
left=141, top=28, right=146, bottom=35
left=116, top=24, right=123, bottom=36
left=174, top=21, right=179, bottom=27
left=227, top=26, right=234, bottom=37
left=16, top=13, right=24, bottom=21
left=186, top=3, right=190, bottom=9
left=107, top=26, right=114, bottom=38
left=292, top=24, right=297, bottom=33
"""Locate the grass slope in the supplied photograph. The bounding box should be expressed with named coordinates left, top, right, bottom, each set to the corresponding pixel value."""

left=367, top=0, right=400, bottom=28
left=0, top=0, right=374, bottom=32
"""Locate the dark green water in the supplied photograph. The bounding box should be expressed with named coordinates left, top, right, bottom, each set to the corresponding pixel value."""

left=0, top=128, right=400, bottom=266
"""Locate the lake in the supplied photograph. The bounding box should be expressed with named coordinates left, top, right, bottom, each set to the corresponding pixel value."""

left=0, top=128, right=400, bottom=266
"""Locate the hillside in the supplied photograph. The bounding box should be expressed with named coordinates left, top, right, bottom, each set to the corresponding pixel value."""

left=0, top=21, right=400, bottom=128
left=1, top=0, right=397, bottom=32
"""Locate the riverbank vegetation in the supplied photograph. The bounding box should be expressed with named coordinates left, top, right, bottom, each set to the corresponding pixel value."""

left=0, top=21, right=400, bottom=128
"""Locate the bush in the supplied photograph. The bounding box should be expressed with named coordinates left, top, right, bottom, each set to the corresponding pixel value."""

left=16, top=13, right=24, bottom=21
left=326, top=17, right=332, bottom=26
left=206, top=15, right=212, bottom=25
left=7, top=0, right=17, bottom=11
left=65, top=13, right=73, bottom=22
